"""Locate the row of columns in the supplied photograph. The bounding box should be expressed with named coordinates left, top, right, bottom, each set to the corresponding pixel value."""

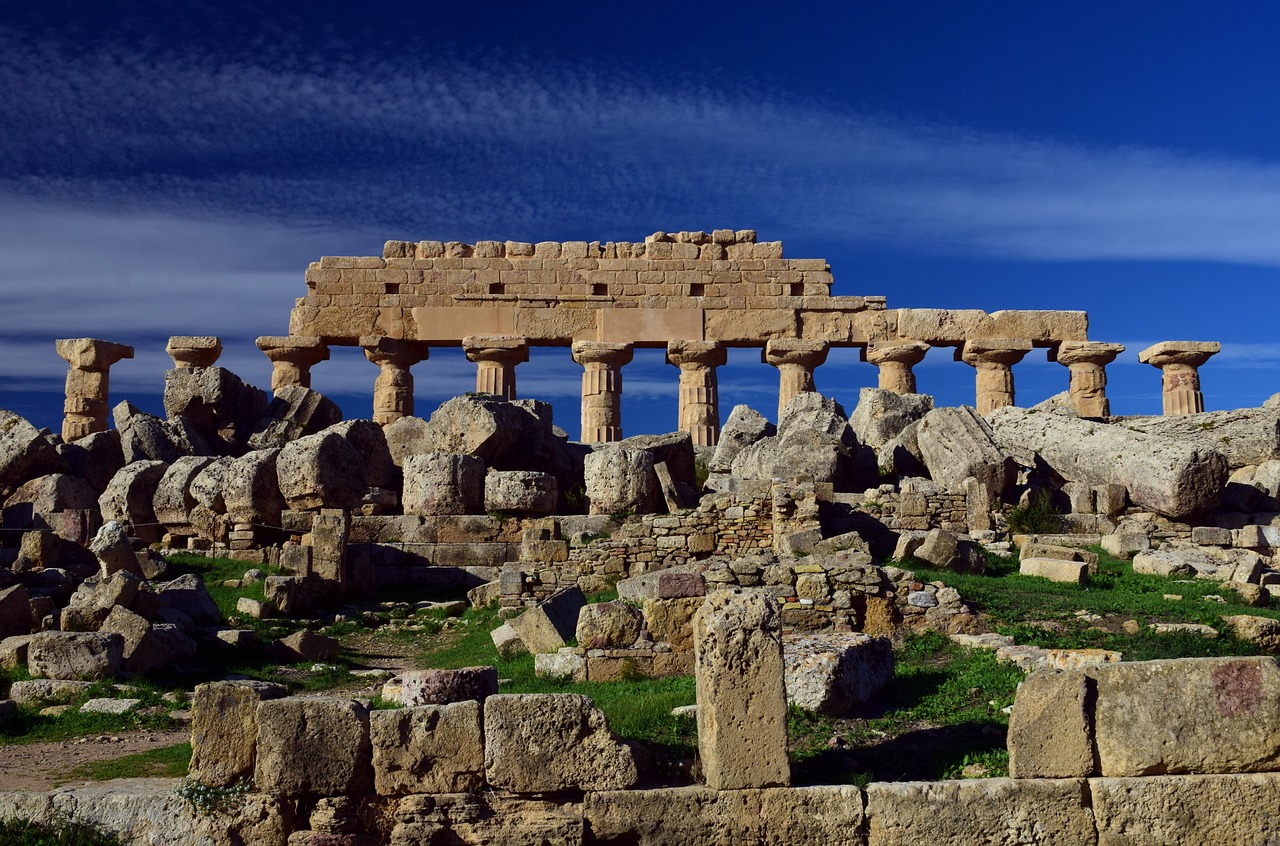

left=47, top=334, right=1223, bottom=447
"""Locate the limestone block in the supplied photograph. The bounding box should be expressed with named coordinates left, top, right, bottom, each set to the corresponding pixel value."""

left=1101, top=530, right=1150, bottom=559
left=783, top=633, right=893, bottom=715
left=535, top=649, right=586, bottom=682
left=114, top=401, right=191, bottom=464
left=1119, top=407, right=1280, bottom=470
left=731, top=393, right=858, bottom=488
left=1090, top=772, right=1280, bottom=846
left=370, top=701, right=484, bottom=795
left=850, top=387, right=934, bottom=451
left=1007, top=668, right=1094, bottom=778
left=57, top=429, right=124, bottom=495
left=400, top=666, right=498, bottom=706
left=189, top=679, right=287, bottom=786
left=988, top=406, right=1228, bottom=518
left=585, top=447, right=658, bottom=516
left=864, top=778, right=1094, bottom=846
left=403, top=453, right=484, bottom=516
left=507, top=587, right=586, bottom=655
left=575, top=601, right=643, bottom=649
left=248, top=385, right=343, bottom=449
left=100, top=606, right=195, bottom=676
left=328, top=419, right=398, bottom=490
left=693, top=590, right=790, bottom=790
left=421, top=394, right=530, bottom=463
left=221, top=449, right=285, bottom=526
left=255, top=697, right=372, bottom=796
left=1093, top=483, right=1128, bottom=517
left=8, top=679, right=95, bottom=705
left=483, top=693, right=638, bottom=792
left=1092, top=656, right=1280, bottom=776
left=88, top=520, right=139, bottom=577
left=98, top=460, right=168, bottom=535
left=163, top=365, right=268, bottom=452
left=383, top=415, right=430, bottom=467
left=915, top=406, right=1015, bottom=494
left=490, top=623, right=525, bottom=658
left=1019, top=557, right=1088, bottom=584
left=277, top=430, right=366, bottom=511
left=642, top=596, right=704, bottom=652
left=0, top=635, right=32, bottom=670
left=484, top=470, right=558, bottom=515
left=710, top=405, right=774, bottom=472
left=1133, top=546, right=1261, bottom=583
left=1222, top=614, right=1280, bottom=650
left=152, top=456, right=215, bottom=533
left=0, top=585, right=32, bottom=639
left=62, top=571, right=144, bottom=631
left=387, top=791, right=582, bottom=846
left=2, top=472, right=98, bottom=536
left=0, top=409, right=66, bottom=498
left=658, top=572, right=706, bottom=599
left=618, top=431, right=697, bottom=489
left=270, top=630, right=340, bottom=663
left=27, top=631, right=124, bottom=680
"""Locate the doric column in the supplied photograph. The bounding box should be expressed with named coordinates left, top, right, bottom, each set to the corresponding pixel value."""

left=255, top=336, right=330, bottom=393
left=863, top=341, right=929, bottom=394
left=1138, top=341, right=1220, bottom=415
left=463, top=335, right=528, bottom=400
left=958, top=339, right=1032, bottom=414
left=571, top=341, right=633, bottom=443
left=165, top=336, right=222, bottom=369
left=361, top=336, right=430, bottom=426
left=764, top=339, right=829, bottom=418
left=666, top=340, right=727, bottom=447
left=54, top=338, right=134, bottom=443
left=1053, top=341, right=1125, bottom=417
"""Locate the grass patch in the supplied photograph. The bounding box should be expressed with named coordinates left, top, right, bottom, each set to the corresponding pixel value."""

left=56, top=743, right=191, bottom=785
left=0, top=816, right=122, bottom=845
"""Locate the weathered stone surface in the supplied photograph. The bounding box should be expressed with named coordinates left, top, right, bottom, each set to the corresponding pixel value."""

left=850, top=387, right=934, bottom=451
left=575, top=601, right=643, bottom=649
left=163, top=365, right=269, bottom=453
left=189, top=679, right=288, bottom=786
left=403, top=453, right=484, bottom=516
left=88, top=519, right=139, bottom=577
left=1119, top=408, right=1280, bottom=470
left=387, top=791, right=582, bottom=846
left=694, top=590, right=789, bottom=790
left=1101, top=530, right=1151, bottom=559
left=1007, top=668, right=1094, bottom=778
left=98, top=460, right=168, bottom=539
left=1222, top=614, right=1280, bottom=650
left=865, top=778, right=1094, bottom=846
left=988, top=406, right=1229, bottom=518
left=27, top=631, right=124, bottom=680
left=915, top=406, right=1015, bottom=494
left=0, top=635, right=31, bottom=670
left=0, top=409, right=65, bottom=499
left=484, top=470, right=558, bottom=515
left=2, top=472, right=99, bottom=537
left=62, top=570, right=145, bottom=631
left=248, top=384, right=343, bottom=450
left=8, top=678, right=95, bottom=705
left=584, top=785, right=866, bottom=846
left=255, top=697, right=372, bottom=796
left=1092, top=656, right=1280, bottom=776
left=270, top=630, right=340, bottom=662
left=276, top=429, right=366, bottom=511
left=731, top=393, right=858, bottom=488
left=370, top=701, right=484, bottom=795
left=710, top=405, right=775, bottom=473
left=114, top=401, right=192, bottom=463
left=783, top=633, right=893, bottom=715
left=585, top=447, right=658, bottom=516
left=484, top=693, right=638, bottom=792
left=490, top=623, right=525, bottom=658
left=1133, top=545, right=1262, bottom=583
left=57, top=429, right=124, bottom=494
left=222, top=448, right=285, bottom=525
left=329, top=419, right=398, bottom=490
left=535, top=649, right=587, bottom=682
left=0, top=585, right=32, bottom=639
left=507, top=587, right=587, bottom=655
left=1020, top=557, right=1089, bottom=584
left=100, top=605, right=196, bottom=676
left=1090, top=772, right=1280, bottom=846
left=421, top=394, right=530, bottom=463
left=619, top=431, right=697, bottom=489
left=157, top=573, right=223, bottom=627
left=658, top=571, right=706, bottom=599
left=152, top=456, right=216, bottom=534
left=384, top=414, right=430, bottom=467
left=401, top=667, right=499, bottom=706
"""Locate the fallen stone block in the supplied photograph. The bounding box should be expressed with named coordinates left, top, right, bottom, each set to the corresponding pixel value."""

left=0, top=584, right=32, bottom=639
left=255, top=697, right=372, bottom=796
left=1222, top=614, right=1280, bottom=650
left=575, top=602, right=642, bottom=649
left=1020, top=557, right=1088, bottom=584
left=80, top=697, right=140, bottom=715
left=8, top=678, right=95, bottom=705
left=915, top=406, right=1015, bottom=494
left=490, top=622, right=525, bottom=658
left=270, top=630, right=340, bottom=663
left=535, top=648, right=587, bottom=682
left=370, top=701, right=484, bottom=795
left=783, top=632, right=893, bottom=715
left=27, top=631, right=124, bottom=680
left=400, top=666, right=498, bottom=706
left=1101, top=530, right=1151, bottom=559
left=506, top=586, right=586, bottom=655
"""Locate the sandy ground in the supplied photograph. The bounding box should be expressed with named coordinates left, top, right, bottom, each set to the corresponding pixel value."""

left=0, top=727, right=192, bottom=792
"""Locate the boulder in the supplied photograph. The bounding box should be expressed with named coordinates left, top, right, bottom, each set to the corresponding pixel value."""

left=400, top=666, right=499, bottom=706
left=57, top=429, right=124, bottom=494
left=483, top=693, right=638, bottom=792
left=156, top=573, right=223, bottom=627
left=270, top=630, right=340, bottom=662
left=484, top=470, right=558, bottom=516
left=850, top=388, right=934, bottom=451
left=0, top=409, right=65, bottom=498
left=276, top=429, right=366, bottom=511
left=403, top=453, right=484, bottom=516
left=221, top=448, right=285, bottom=526
left=710, top=404, right=774, bottom=473
left=421, top=394, right=530, bottom=463
left=97, top=460, right=168, bottom=542
left=27, top=631, right=124, bottom=679
left=915, top=406, right=1015, bottom=494
left=189, top=456, right=232, bottom=512
left=506, top=587, right=587, bottom=655
left=370, top=701, right=484, bottom=795
left=247, top=385, right=343, bottom=450
left=163, top=365, right=269, bottom=453
left=693, top=590, right=790, bottom=790
left=152, top=456, right=216, bottom=535
left=254, top=697, right=372, bottom=796
left=575, top=602, right=643, bottom=649
left=0, top=634, right=32, bottom=670
left=783, top=633, right=894, bottom=715
left=584, top=447, right=658, bottom=516
left=490, top=623, right=525, bottom=659
left=100, top=606, right=196, bottom=675
left=187, top=680, right=288, bottom=786
left=878, top=418, right=930, bottom=477
left=88, top=520, right=140, bottom=577
left=62, top=571, right=145, bottom=631
left=731, top=393, right=858, bottom=488
left=987, top=406, right=1228, bottom=518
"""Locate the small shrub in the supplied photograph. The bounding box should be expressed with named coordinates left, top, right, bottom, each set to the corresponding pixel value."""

left=693, top=458, right=710, bottom=491
left=1003, top=489, right=1063, bottom=534
left=174, top=776, right=252, bottom=816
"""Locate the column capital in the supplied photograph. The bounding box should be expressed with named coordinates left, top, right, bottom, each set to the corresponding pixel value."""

left=463, top=335, right=529, bottom=365
left=1052, top=340, right=1125, bottom=367
left=572, top=340, right=634, bottom=368
left=1137, top=341, right=1219, bottom=369
left=958, top=338, right=1033, bottom=367
left=863, top=341, right=928, bottom=367
left=255, top=335, right=331, bottom=368
left=166, top=336, right=222, bottom=369
left=360, top=335, right=430, bottom=367
left=763, top=338, right=829, bottom=368
left=55, top=338, right=134, bottom=371
left=666, top=339, right=727, bottom=369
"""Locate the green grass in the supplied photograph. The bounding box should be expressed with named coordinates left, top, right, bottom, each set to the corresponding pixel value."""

left=56, top=743, right=191, bottom=785
left=0, top=816, right=122, bottom=845
left=163, top=553, right=281, bottom=626
left=0, top=675, right=182, bottom=745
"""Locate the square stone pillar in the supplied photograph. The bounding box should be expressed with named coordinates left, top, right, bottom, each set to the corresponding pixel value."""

left=255, top=336, right=330, bottom=394
left=361, top=336, right=430, bottom=426
left=693, top=590, right=790, bottom=790
left=463, top=335, right=528, bottom=400
left=666, top=340, right=727, bottom=447
left=54, top=338, right=134, bottom=442
left=165, top=336, right=222, bottom=369
left=1052, top=341, right=1125, bottom=417
left=571, top=341, right=633, bottom=443
left=863, top=341, right=929, bottom=394
left=764, top=339, right=829, bottom=419
left=1138, top=341, right=1220, bottom=415
left=958, top=339, right=1032, bottom=414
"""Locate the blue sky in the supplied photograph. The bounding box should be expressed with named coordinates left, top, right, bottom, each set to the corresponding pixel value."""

left=2, top=1, right=1279, bottom=439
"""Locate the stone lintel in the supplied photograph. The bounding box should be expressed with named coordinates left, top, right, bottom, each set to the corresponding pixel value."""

left=166, top=336, right=222, bottom=369
left=599, top=309, right=705, bottom=345
left=54, top=338, right=135, bottom=370
left=1052, top=341, right=1125, bottom=366
left=1137, top=341, right=1220, bottom=368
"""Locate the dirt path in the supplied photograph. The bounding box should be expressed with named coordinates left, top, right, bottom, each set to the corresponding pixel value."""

left=0, top=728, right=191, bottom=792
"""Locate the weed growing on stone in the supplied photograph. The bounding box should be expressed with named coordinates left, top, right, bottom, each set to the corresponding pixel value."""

left=1001, top=489, right=1064, bottom=534
left=0, top=815, right=122, bottom=845
left=173, top=776, right=252, bottom=815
